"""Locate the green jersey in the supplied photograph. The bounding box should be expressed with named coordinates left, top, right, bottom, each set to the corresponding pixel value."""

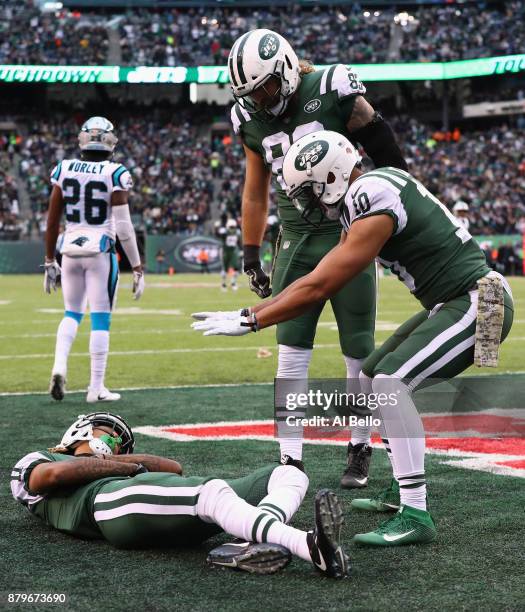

left=341, top=167, right=490, bottom=309
left=11, top=450, right=125, bottom=539
left=231, top=64, right=365, bottom=236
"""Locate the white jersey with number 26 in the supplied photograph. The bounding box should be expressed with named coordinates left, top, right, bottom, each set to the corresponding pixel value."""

left=50, top=158, right=132, bottom=241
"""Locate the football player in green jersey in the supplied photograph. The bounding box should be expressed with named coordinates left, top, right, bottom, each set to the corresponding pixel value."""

left=11, top=412, right=349, bottom=577
left=217, top=218, right=242, bottom=291
left=228, top=29, right=408, bottom=488
left=192, top=130, right=514, bottom=547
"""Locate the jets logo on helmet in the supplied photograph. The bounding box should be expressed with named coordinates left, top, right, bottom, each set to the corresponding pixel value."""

left=228, top=29, right=300, bottom=121
left=258, top=33, right=280, bottom=60
left=78, top=116, right=118, bottom=153
left=282, top=130, right=361, bottom=226
left=295, top=140, right=329, bottom=172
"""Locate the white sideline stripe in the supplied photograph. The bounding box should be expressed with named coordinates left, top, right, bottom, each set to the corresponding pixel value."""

left=0, top=382, right=273, bottom=396
left=394, top=292, right=477, bottom=378
left=0, top=343, right=340, bottom=360
left=95, top=485, right=202, bottom=504
left=94, top=502, right=197, bottom=522
left=2, top=372, right=524, bottom=397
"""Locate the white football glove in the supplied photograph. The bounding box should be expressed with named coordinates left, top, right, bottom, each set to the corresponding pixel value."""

left=191, top=315, right=257, bottom=336
left=42, top=260, right=61, bottom=294
left=132, top=270, right=145, bottom=301
left=191, top=309, right=247, bottom=321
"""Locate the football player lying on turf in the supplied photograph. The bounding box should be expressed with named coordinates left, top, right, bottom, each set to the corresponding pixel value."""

left=192, top=130, right=514, bottom=547
left=11, top=412, right=349, bottom=578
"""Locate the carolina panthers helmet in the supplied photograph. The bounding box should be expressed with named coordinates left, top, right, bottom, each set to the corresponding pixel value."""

left=282, top=130, right=361, bottom=224
left=228, top=29, right=300, bottom=120
left=54, top=412, right=134, bottom=455
left=78, top=116, right=118, bottom=153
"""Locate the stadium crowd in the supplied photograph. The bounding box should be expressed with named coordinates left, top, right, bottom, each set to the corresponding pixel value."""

left=1, top=1, right=524, bottom=66
left=0, top=1, right=107, bottom=65
left=10, top=110, right=525, bottom=242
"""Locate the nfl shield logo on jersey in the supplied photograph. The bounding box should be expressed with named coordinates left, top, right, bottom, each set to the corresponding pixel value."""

left=304, top=99, right=321, bottom=113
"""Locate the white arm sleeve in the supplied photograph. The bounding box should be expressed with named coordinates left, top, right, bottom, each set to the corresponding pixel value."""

left=113, top=204, right=141, bottom=268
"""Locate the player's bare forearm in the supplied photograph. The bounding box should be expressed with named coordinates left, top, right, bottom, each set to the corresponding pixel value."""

left=105, top=454, right=182, bottom=474
left=29, top=457, right=140, bottom=494
left=253, top=215, right=393, bottom=329
left=45, top=186, right=63, bottom=260
left=242, top=144, right=271, bottom=246
left=254, top=246, right=367, bottom=328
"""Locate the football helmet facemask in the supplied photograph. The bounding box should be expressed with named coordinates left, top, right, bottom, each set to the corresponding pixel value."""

left=54, top=412, right=135, bottom=455
left=78, top=116, right=118, bottom=153
left=228, top=29, right=300, bottom=121
left=282, top=130, right=361, bottom=227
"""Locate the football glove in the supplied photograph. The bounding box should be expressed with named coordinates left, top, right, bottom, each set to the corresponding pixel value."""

left=191, top=314, right=258, bottom=336
left=132, top=270, right=145, bottom=300
left=244, top=245, right=271, bottom=299
left=42, top=260, right=61, bottom=294
left=191, top=308, right=249, bottom=321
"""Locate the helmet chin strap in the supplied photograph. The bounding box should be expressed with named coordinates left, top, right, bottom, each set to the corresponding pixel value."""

left=88, top=434, right=122, bottom=456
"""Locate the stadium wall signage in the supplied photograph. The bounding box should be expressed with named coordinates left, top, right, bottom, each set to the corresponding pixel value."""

left=0, top=54, right=524, bottom=84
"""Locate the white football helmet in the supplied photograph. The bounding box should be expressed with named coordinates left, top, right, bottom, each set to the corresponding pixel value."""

left=282, top=130, right=361, bottom=224
left=54, top=412, right=134, bottom=455
left=228, top=29, right=300, bottom=120
left=78, top=116, right=118, bottom=153
left=226, top=218, right=238, bottom=231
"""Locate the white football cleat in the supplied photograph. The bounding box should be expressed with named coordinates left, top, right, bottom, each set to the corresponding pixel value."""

left=86, top=387, right=121, bottom=403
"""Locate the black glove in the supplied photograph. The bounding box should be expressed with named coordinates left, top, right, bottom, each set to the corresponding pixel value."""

left=243, top=245, right=271, bottom=299
left=133, top=463, right=149, bottom=475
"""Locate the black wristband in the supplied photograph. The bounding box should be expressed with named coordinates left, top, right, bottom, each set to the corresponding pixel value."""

left=243, top=244, right=261, bottom=269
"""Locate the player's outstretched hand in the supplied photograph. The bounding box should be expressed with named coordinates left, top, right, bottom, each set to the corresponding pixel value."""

left=191, top=309, right=245, bottom=321
left=191, top=315, right=257, bottom=336
left=42, top=259, right=61, bottom=294
left=132, top=269, right=145, bottom=300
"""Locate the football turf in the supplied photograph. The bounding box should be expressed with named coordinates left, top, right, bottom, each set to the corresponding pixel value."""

left=1, top=387, right=524, bottom=612
left=0, top=273, right=524, bottom=393
left=1, top=274, right=524, bottom=611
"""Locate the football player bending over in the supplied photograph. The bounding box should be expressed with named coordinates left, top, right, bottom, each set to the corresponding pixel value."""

left=193, top=130, right=514, bottom=547
left=44, top=117, right=144, bottom=403
left=11, top=412, right=349, bottom=578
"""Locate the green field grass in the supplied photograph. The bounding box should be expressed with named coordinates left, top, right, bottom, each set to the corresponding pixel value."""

left=0, top=273, right=523, bottom=393
left=0, top=274, right=524, bottom=611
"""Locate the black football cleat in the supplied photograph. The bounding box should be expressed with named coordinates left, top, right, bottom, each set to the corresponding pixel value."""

left=49, top=373, right=65, bottom=401
left=207, top=541, right=292, bottom=575
left=280, top=454, right=306, bottom=473
left=307, top=489, right=350, bottom=579
left=340, top=442, right=372, bottom=489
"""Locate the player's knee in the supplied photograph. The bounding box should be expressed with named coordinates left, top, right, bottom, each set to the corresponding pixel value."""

left=276, top=345, right=313, bottom=378
left=340, top=330, right=375, bottom=360
left=90, top=312, right=111, bottom=331
left=371, top=373, right=410, bottom=405
left=198, top=478, right=231, bottom=517
left=268, top=464, right=309, bottom=497
left=359, top=369, right=373, bottom=394
left=64, top=310, right=83, bottom=324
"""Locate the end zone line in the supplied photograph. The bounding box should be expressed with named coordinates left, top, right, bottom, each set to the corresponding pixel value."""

left=0, top=381, right=273, bottom=397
